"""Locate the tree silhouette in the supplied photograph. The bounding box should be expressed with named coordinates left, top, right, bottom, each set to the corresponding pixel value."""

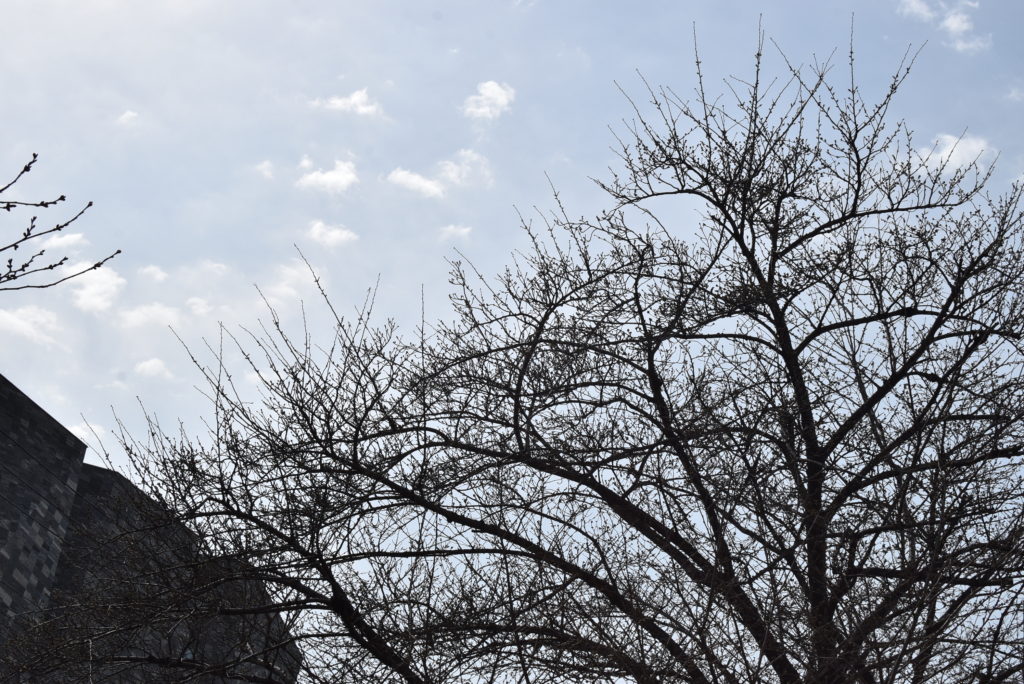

left=1, top=153, right=119, bottom=292
left=20, top=40, right=1024, bottom=683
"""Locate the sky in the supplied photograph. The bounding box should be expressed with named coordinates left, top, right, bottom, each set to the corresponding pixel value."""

left=0, top=0, right=1022, bottom=466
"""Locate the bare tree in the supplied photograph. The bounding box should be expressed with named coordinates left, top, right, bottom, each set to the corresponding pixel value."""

left=1, top=153, right=119, bottom=292
left=20, top=40, right=1024, bottom=683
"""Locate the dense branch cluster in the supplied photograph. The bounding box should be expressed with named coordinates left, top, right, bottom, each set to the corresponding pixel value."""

left=14, top=44, right=1024, bottom=683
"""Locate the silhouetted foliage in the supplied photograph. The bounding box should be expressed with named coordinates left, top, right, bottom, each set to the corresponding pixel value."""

left=17, top=41, right=1024, bottom=683
left=0, top=154, right=119, bottom=292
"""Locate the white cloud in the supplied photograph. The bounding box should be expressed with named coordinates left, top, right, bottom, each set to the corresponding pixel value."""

left=255, top=160, right=274, bottom=179
left=96, top=378, right=129, bottom=391
left=119, top=303, right=181, bottom=328
left=941, top=9, right=991, bottom=51
left=310, top=88, right=382, bottom=116
left=898, top=0, right=935, bottom=20
left=462, top=81, right=515, bottom=119
left=919, top=133, right=992, bottom=170
left=68, top=265, right=126, bottom=312
left=387, top=168, right=446, bottom=198
left=176, top=260, right=229, bottom=290
left=1007, top=87, right=1024, bottom=102
left=0, top=305, right=62, bottom=344
left=307, top=220, right=358, bottom=247
left=388, top=149, right=492, bottom=199
left=68, top=421, right=107, bottom=444
left=199, top=260, right=229, bottom=276
left=439, top=224, right=472, bottom=240
left=438, top=149, right=493, bottom=187
left=899, top=1, right=990, bottom=53
left=138, top=264, right=168, bottom=282
left=949, top=33, right=991, bottom=53
left=296, top=160, right=359, bottom=193
left=265, top=260, right=320, bottom=306
left=41, top=232, right=87, bottom=250
left=940, top=10, right=971, bottom=34
left=116, top=110, right=139, bottom=126
left=298, top=155, right=313, bottom=170
left=186, top=297, right=212, bottom=316
left=134, top=357, right=174, bottom=379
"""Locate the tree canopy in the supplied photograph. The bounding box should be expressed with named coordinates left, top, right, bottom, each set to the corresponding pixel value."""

left=14, top=42, right=1024, bottom=683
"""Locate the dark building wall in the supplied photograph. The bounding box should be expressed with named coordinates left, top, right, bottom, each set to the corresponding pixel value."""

left=48, top=464, right=301, bottom=683
left=0, top=375, right=300, bottom=683
left=0, top=373, right=84, bottom=629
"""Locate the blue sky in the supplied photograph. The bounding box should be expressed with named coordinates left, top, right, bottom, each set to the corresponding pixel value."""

left=1, top=0, right=1021, bottom=465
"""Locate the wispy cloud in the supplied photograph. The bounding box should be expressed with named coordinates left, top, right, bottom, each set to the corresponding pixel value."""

left=296, top=160, right=359, bottom=193
left=462, top=81, right=516, bottom=119
left=307, top=219, right=358, bottom=247
left=264, top=260, right=321, bottom=306
left=116, top=109, right=139, bottom=126
left=68, top=265, right=126, bottom=312
left=310, top=88, right=382, bottom=116
left=899, top=0, right=991, bottom=53
left=134, top=357, right=174, bottom=379
left=118, top=303, right=182, bottom=328
left=138, top=265, right=168, bottom=282
left=0, top=305, right=62, bottom=344
left=255, top=160, right=274, bottom=179
left=898, top=0, right=935, bottom=20
left=918, top=133, right=993, bottom=170
left=940, top=10, right=971, bottom=33
left=941, top=9, right=991, bottom=52
left=180, top=260, right=230, bottom=280
left=388, top=149, right=492, bottom=199
left=186, top=297, right=212, bottom=316
left=439, top=224, right=472, bottom=240
left=387, top=168, right=446, bottom=198
left=41, top=233, right=87, bottom=250
left=68, top=421, right=107, bottom=445
left=438, top=149, right=493, bottom=187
